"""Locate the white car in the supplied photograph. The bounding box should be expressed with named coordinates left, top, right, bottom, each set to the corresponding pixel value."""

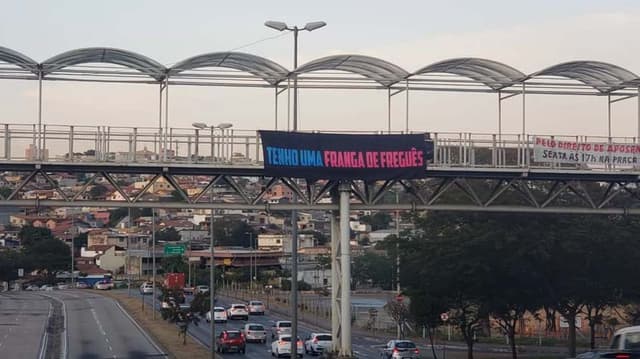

left=196, top=285, right=209, bottom=294
left=271, top=320, right=292, bottom=339
left=139, top=282, right=153, bottom=295
left=40, top=284, right=54, bottom=291
left=271, top=335, right=304, bottom=358
left=25, top=284, right=40, bottom=291
left=248, top=300, right=265, bottom=315
left=57, top=282, right=70, bottom=290
left=94, top=281, right=112, bottom=290
left=304, top=333, right=332, bottom=355
left=227, top=303, right=249, bottom=320
left=243, top=323, right=266, bottom=343
left=206, top=307, right=228, bottom=323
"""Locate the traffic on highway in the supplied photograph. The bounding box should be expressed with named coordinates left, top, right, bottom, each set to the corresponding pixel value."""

left=130, top=287, right=412, bottom=358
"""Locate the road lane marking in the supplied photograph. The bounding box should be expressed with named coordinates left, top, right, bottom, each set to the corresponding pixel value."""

left=90, top=308, right=107, bottom=336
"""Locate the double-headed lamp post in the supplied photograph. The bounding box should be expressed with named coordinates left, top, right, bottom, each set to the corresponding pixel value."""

left=192, top=122, right=233, bottom=162
left=190, top=124, right=232, bottom=359
left=265, top=20, right=326, bottom=357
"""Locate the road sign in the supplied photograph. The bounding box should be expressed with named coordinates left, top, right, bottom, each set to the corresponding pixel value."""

left=17, top=268, right=23, bottom=277
left=396, top=294, right=404, bottom=302
left=440, top=313, right=449, bottom=322
left=164, top=244, right=185, bottom=255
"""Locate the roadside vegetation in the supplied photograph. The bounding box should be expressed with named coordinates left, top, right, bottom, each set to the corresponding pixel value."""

left=380, top=211, right=640, bottom=359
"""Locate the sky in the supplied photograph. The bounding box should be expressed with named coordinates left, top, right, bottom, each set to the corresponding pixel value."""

left=1, top=0, right=640, bottom=142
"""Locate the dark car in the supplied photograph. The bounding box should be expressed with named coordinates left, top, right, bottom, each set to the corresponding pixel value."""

left=216, top=330, right=246, bottom=354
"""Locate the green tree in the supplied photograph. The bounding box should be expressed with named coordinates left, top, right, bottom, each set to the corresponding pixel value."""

left=210, top=219, right=256, bottom=247
left=89, top=184, right=109, bottom=199
left=352, top=251, right=393, bottom=290
left=0, top=186, right=12, bottom=199
left=360, top=212, right=392, bottom=231
left=402, top=209, right=640, bottom=359
left=155, top=227, right=180, bottom=242
left=0, top=251, right=27, bottom=283
left=18, top=225, right=54, bottom=247
left=24, top=238, right=71, bottom=283
left=159, top=288, right=200, bottom=345
left=162, top=255, right=188, bottom=274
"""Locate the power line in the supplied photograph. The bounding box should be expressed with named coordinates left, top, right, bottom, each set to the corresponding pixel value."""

left=228, top=32, right=289, bottom=52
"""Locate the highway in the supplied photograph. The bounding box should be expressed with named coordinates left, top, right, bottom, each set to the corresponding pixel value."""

left=49, top=290, right=166, bottom=359
left=130, top=289, right=387, bottom=358
left=0, top=289, right=166, bottom=359
left=0, top=291, right=51, bottom=359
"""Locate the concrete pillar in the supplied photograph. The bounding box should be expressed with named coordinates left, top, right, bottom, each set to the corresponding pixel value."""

left=339, top=183, right=352, bottom=356
left=330, top=210, right=341, bottom=352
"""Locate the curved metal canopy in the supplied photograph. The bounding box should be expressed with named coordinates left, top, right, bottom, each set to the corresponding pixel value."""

left=41, top=47, right=166, bottom=81
left=413, top=57, right=526, bottom=90
left=168, top=52, right=288, bottom=85
left=531, top=61, right=638, bottom=93
left=0, top=46, right=38, bottom=73
left=295, top=54, right=409, bottom=87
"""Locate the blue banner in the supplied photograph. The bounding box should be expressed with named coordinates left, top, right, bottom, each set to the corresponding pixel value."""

left=259, top=131, right=432, bottom=180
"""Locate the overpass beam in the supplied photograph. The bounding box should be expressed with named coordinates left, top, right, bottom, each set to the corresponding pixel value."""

left=339, top=182, right=353, bottom=357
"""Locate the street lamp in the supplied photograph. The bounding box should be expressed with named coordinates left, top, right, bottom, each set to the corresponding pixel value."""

left=264, top=21, right=326, bottom=131
left=265, top=20, right=326, bottom=356
left=192, top=122, right=233, bottom=162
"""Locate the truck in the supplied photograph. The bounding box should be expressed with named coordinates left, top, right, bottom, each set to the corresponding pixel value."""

left=577, top=325, right=640, bottom=358
left=163, top=272, right=185, bottom=290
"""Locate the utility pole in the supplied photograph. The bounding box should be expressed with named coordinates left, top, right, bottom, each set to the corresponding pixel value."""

left=152, top=208, right=156, bottom=320
left=395, top=190, right=401, bottom=339
left=127, top=208, right=132, bottom=296
left=70, top=212, right=75, bottom=288
left=210, top=192, right=216, bottom=356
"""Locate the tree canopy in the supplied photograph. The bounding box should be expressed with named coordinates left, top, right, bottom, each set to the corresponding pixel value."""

left=391, top=211, right=640, bottom=359
left=360, top=212, right=392, bottom=231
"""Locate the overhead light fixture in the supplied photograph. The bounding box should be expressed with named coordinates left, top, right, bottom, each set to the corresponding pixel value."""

left=304, top=21, right=326, bottom=32
left=264, top=21, right=288, bottom=32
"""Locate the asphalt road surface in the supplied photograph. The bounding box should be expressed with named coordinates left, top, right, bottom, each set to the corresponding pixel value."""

left=129, top=289, right=387, bottom=358
left=0, top=291, right=51, bottom=359
left=48, top=290, right=166, bottom=359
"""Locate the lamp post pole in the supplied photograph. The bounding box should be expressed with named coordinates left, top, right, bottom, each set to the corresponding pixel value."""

left=152, top=208, right=156, bottom=320
left=70, top=213, right=75, bottom=288
left=210, top=192, right=216, bottom=357
left=190, top=122, right=233, bottom=358
left=265, top=21, right=326, bottom=355
left=246, top=231, right=255, bottom=291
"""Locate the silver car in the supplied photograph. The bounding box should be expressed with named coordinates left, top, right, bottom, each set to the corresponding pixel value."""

left=381, top=340, right=420, bottom=359
left=304, top=333, right=332, bottom=355
left=248, top=300, right=265, bottom=315
left=243, top=323, right=267, bottom=343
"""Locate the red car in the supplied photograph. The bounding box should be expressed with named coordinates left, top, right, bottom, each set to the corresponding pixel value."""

left=216, top=330, right=246, bottom=354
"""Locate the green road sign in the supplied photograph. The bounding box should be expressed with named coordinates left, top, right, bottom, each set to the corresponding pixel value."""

left=164, top=244, right=185, bottom=255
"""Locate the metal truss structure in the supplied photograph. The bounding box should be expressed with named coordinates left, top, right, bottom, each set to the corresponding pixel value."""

left=3, top=162, right=640, bottom=215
